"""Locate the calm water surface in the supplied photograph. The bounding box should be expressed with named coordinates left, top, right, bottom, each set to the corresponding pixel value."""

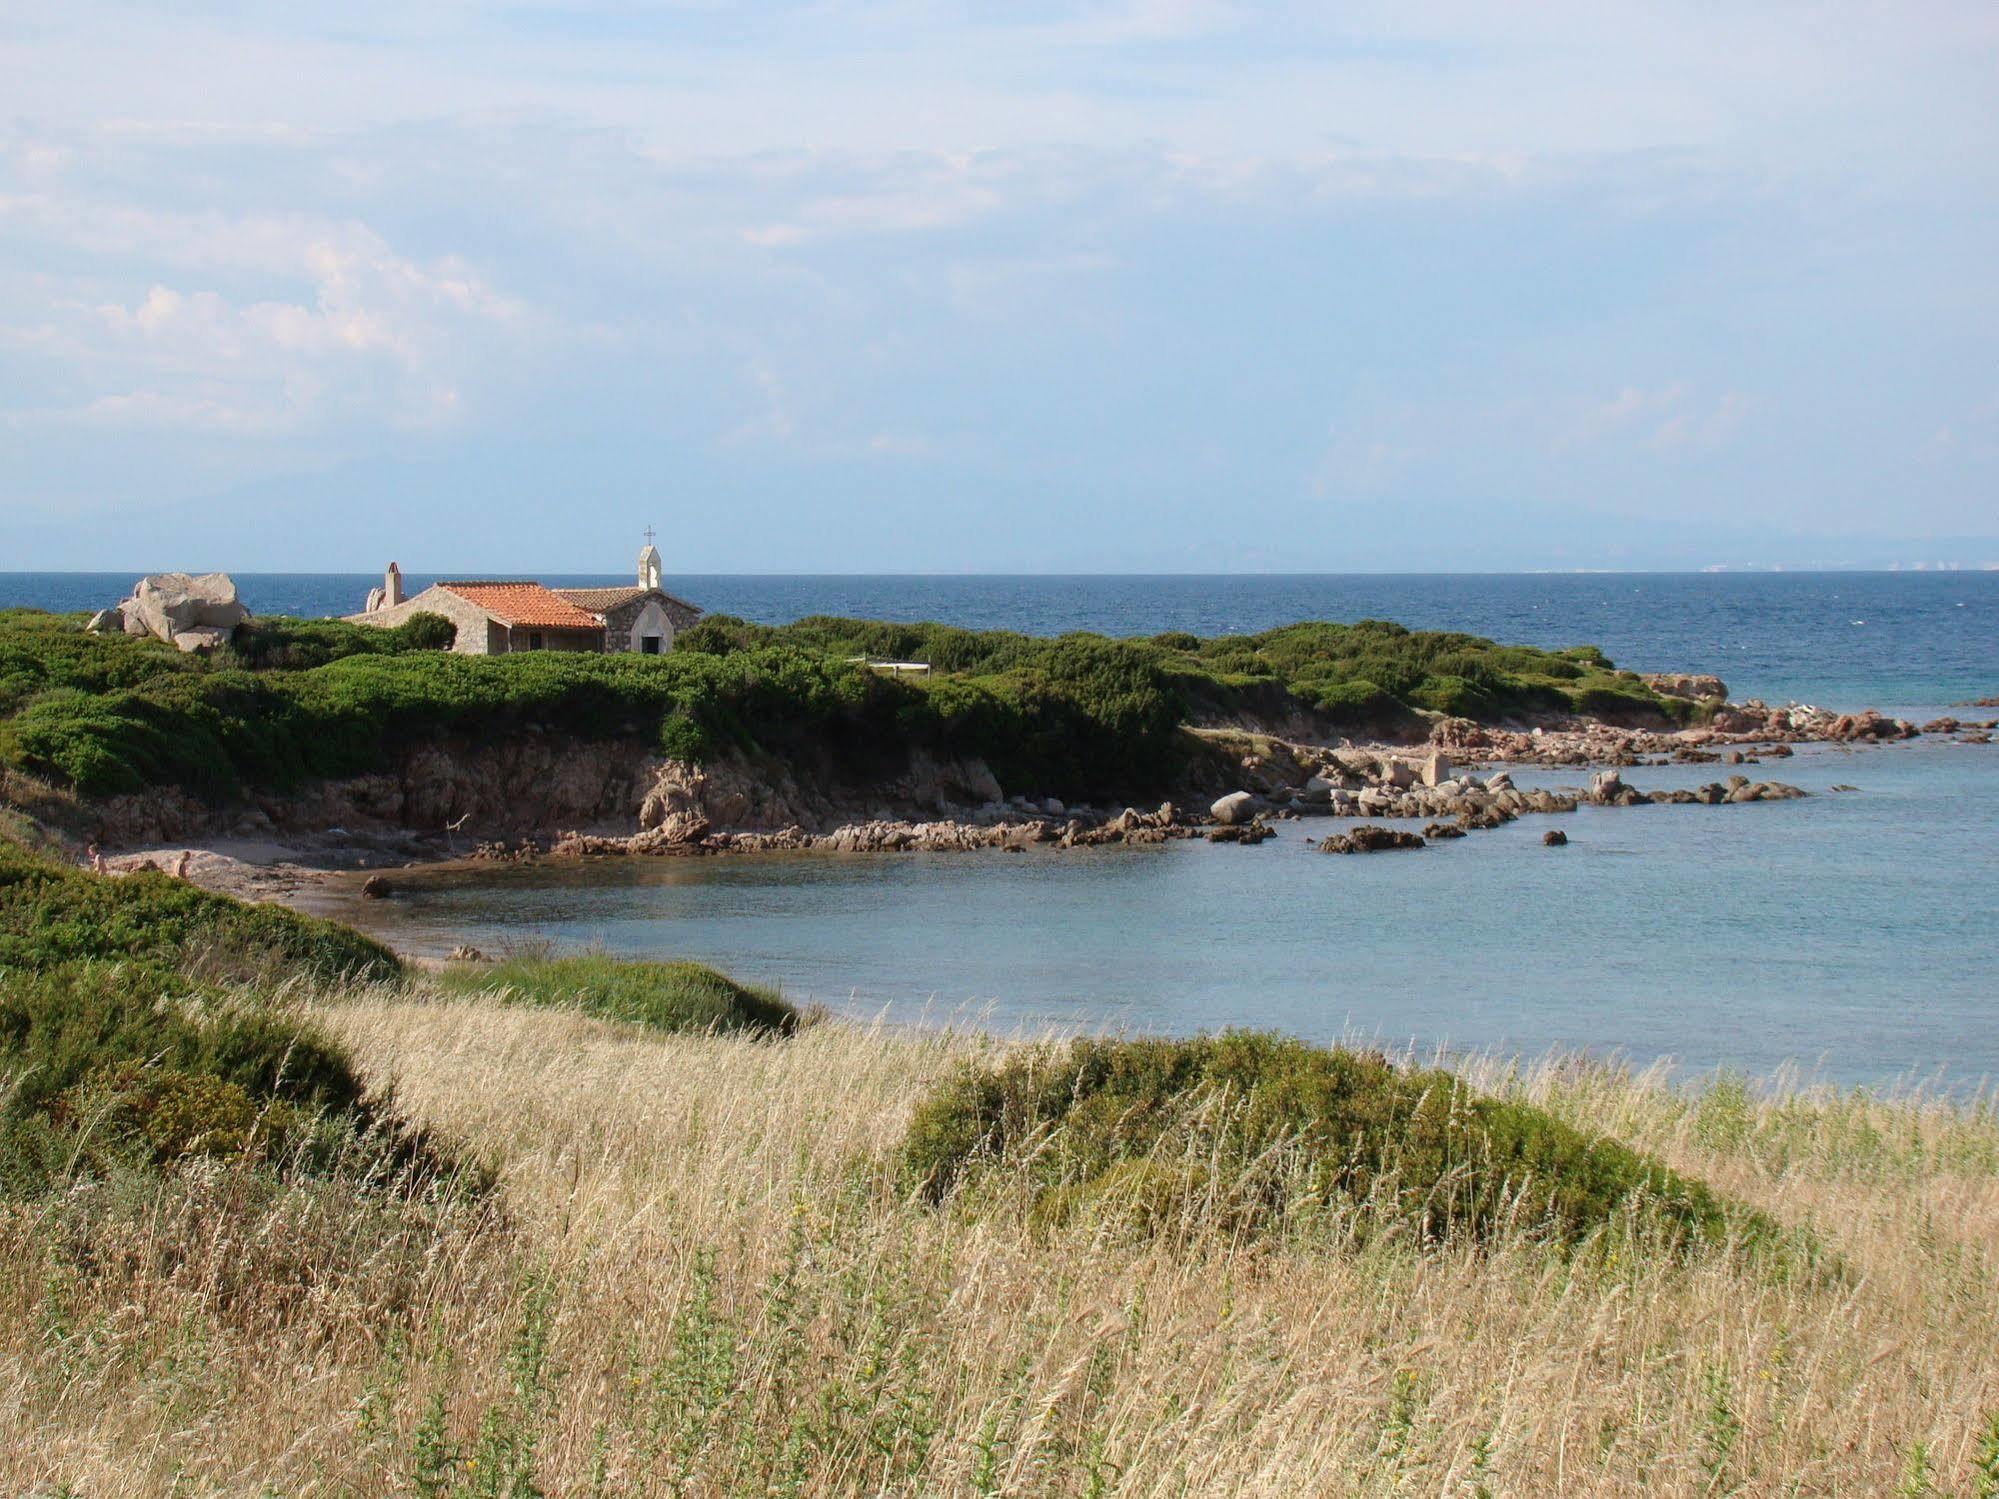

left=333, top=741, right=1999, bottom=1088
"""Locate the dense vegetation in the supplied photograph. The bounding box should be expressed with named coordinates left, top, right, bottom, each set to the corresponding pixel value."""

left=906, top=1032, right=1770, bottom=1251
left=0, top=837, right=428, bottom=1199
left=684, top=613, right=1674, bottom=730
left=433, top=952, right=803, bottom=1037
left=0, top=834, right=400, bottom=984
left=0, top=606, right=1685, bottom=810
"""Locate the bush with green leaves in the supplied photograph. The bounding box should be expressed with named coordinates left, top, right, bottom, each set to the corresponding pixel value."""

left=680, top=612, right=1687, bottom=735
left=0, top=959, right=426, bottom=1196
left=0, top=837, right=400, bottom=984
left=0, top=838, right=453, bottom=1199
left=0, top=607, right=199, bottom=718
left=905, top=1032, right=1767, bottom=1250
left=433, top=953, right=802, bottom=1038
left=222, top=611, right=458, bottom=670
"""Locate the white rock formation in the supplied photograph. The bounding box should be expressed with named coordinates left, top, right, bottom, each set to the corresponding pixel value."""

left=85, top=572, right=249, bottom=652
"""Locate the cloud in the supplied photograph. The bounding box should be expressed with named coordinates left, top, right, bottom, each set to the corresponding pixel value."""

left=0, top=186, right=535, bottom=435
left=1558, top=385, right=1749, bottom=456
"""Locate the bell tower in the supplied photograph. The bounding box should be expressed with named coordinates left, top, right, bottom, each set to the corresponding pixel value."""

left=637, top=527, right=663, bottom=592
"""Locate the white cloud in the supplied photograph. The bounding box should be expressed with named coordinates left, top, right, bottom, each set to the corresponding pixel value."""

left=1557, top=384, right=1749, bottom=456
left=0, top=189, right=533, bottom=434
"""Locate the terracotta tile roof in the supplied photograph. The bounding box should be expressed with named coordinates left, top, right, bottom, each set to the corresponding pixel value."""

left=438, top=582, right=605, bottom=631
left=555, top=585, right=705, bottom=617
left=553, top=586, right=647, bottom=611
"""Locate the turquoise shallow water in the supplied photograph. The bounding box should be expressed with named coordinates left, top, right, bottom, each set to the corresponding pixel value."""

left=339, top=739, right=1999, bottom=1088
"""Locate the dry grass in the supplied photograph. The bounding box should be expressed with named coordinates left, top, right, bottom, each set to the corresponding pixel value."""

left=4, top=988, right=1996, bottom=1496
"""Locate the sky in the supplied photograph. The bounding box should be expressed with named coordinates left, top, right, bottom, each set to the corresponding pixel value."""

left=2, top=1, right=1996, bottom=573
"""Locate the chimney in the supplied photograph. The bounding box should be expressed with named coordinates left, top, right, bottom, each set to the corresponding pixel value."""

left=385, top=561, right=404, bottom=608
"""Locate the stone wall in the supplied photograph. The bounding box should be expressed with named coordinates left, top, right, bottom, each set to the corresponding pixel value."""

left=503, top=625, right=603, bottom=653
left=347, top=586, right=508, bottom=656
left=603, top=592, right=703, bottom=653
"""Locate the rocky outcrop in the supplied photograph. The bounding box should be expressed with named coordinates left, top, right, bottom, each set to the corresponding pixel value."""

left=1584, top=770, right=1645, bottom=807
left=1645, top=777, right=1805, bottom=806
left=550, top=801, right=1201, bottom=859
left=1824, top=709, right=1919, bottom=743
left=85, top=572, right=249, bottom=652
left=1207, top=819, right=1274, bottom=845
left=1319, top=825, right=1425, bottom=854
left=1641, top=673, right=1728, bottom=703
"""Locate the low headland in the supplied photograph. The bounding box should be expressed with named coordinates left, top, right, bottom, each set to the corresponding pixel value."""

left=3, top=605, right=1986, bottom=900
left=1, top=830, right=1995, bottom=1491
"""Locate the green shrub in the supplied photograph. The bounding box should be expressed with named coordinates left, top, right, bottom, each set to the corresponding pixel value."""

left=0, top=608, right=197, bottom=718
left=433, top=954, right=802, bottom=1038
left=56, top=1059, right=274, bottom=1163
left=1304, top=678, right=1406, bottom=725
left=223, top=611, right=458, bottom=670
left=0, top=838, right=400, bottom=985
left=905, top=1033, right=1767, bottom=1251
left=0, top=959, right=424, bottom=1196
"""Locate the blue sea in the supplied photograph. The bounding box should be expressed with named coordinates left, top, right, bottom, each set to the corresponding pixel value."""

left=6, top=571, right=1996, bottom=1086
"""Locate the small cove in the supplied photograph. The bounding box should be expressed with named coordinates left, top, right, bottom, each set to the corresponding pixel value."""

left=320, top=739, right=1999, bottom=1088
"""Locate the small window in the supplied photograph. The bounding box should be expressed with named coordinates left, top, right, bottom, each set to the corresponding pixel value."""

left=641, top=635, right=662, bottom=655
left=528, top=631, right=545, bottom=651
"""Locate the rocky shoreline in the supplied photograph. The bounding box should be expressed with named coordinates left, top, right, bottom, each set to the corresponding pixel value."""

left=75, top=689, right=1996, bottom=905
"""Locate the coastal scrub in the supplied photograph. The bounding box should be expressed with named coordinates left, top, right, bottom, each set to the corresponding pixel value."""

left=432, top=953, right=803, bottom=1037
left=0, top=606, right=1691, bottom=812
left=0, top=836, right=400, bottom=984
left=0, top=840, right=457, bottom=1202
left=905, top=1031, right=1764, bottom=1251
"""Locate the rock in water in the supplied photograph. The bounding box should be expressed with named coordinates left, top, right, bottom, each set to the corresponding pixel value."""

left=1318, top=825, right=1426, bottom=854
left=1543, top=829, right=1568, bottom=846
left=1210, top=791, right=1256, bottom=826
left=360, top=875, right=393, bottom=899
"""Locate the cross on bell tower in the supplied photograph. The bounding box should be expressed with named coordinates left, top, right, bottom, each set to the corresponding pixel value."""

left=638, top=527, right=663, bottom=591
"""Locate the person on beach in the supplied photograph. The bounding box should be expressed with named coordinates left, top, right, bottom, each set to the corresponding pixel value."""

left=173, top=850, right=193, bottom=880
left=86, top=843, right=106, bottom=875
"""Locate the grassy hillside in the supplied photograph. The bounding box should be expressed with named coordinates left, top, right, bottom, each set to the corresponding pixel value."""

left=0, top=607, right=1689, bottom=811
left=4, top=992, right=1992, bottom=1494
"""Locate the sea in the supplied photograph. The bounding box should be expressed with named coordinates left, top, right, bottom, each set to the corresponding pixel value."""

left=6, top=570, right=1996, bottom=1087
